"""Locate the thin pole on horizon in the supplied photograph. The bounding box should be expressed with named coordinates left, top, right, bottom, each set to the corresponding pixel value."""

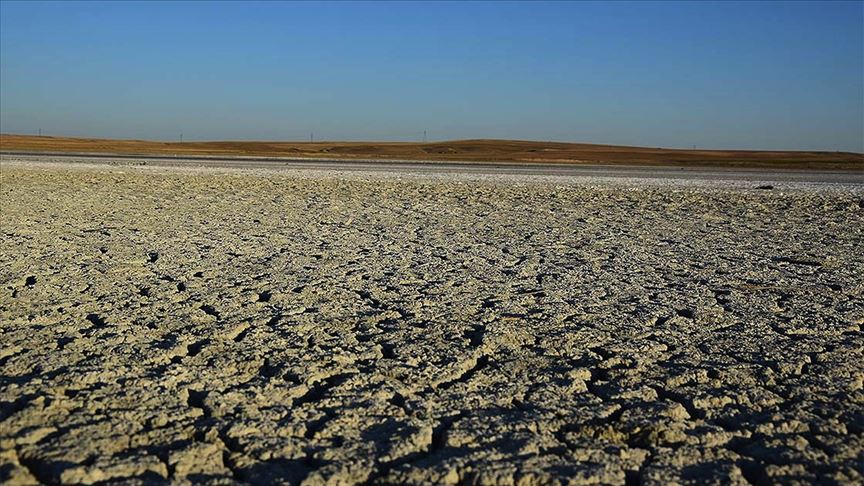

left=310, top=132, right=314, bottom=143
left=38, top=128, right=41, bottom=137
left=180, top=132, right=183, bottom=143
left=423, top=130, right=427, bottom=143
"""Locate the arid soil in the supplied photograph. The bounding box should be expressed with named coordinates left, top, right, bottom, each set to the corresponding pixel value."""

left=1, top=159, right=862, bottom=485
left=2, top=134, right=863, bottom=169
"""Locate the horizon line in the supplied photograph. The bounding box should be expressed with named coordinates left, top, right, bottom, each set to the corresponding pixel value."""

left=1, top=132, right=861, bottom=155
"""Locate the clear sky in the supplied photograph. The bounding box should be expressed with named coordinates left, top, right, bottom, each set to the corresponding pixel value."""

left=1, top=1, right=862, bottom=151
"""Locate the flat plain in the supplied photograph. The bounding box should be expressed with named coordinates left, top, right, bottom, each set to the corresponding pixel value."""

left=1, top=157, right=863, bottom=485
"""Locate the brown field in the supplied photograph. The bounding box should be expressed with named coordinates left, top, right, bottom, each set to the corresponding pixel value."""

left=2, top=134, right=862, bottom=170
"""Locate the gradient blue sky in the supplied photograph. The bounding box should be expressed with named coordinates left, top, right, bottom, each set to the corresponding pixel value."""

left=1, top=1, right=862, bottom=150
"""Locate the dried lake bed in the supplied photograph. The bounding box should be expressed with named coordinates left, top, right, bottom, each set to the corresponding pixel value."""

left=1, top=158, right=862, bottom=485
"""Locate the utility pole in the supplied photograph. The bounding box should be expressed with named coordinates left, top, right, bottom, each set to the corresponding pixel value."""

left=310, top=132, right=314, bottom=143
left=423, top=130, right=427, bottom=143
left=38, top=128, right=42, bottom=137
left=180, top=131, right=183, bottom=143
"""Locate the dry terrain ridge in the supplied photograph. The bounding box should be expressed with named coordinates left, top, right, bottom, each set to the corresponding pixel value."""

left=2, top=134, right=862, bottom=170
left=0, top=156, right=862, bottom=485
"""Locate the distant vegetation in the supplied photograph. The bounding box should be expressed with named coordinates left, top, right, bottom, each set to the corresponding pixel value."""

left=2, top=134, right=861, bottom=169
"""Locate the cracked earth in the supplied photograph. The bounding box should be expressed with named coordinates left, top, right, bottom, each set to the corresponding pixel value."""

left=1, top=159, right=862, bottom=485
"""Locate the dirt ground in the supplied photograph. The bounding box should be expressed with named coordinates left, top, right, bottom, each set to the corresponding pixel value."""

left=1, top=159, right=862, bottom=485
left=2, top=134, right=862, bottom=169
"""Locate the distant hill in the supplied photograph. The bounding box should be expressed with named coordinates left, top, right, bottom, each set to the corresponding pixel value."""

left=1, top=134, right=861, bottom=170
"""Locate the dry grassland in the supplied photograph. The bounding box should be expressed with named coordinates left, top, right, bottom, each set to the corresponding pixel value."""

left=2, top=134, right=862, bottom=170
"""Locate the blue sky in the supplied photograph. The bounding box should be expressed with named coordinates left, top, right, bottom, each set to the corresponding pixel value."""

left=1, top=1, right=862, bottom=151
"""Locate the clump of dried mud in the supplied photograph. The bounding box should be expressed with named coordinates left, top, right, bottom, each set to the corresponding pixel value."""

left=1, top=160, right=862, bottom=485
